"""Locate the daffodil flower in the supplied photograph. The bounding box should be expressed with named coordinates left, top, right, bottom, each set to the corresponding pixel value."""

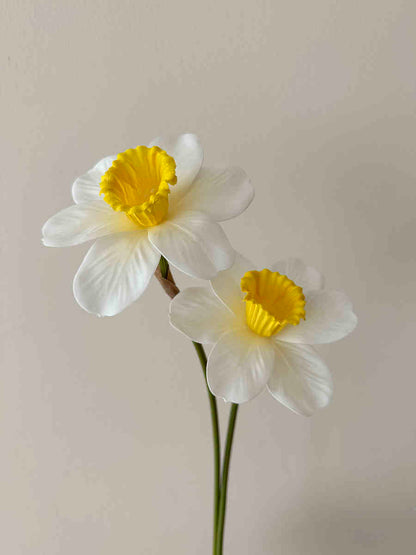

left=169, top=256, right=357, bottom=415
left=42, top=134, right=253, bottom=316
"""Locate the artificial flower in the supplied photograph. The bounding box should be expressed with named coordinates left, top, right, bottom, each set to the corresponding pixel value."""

left=42, top=134, right=253, bottom=316
left=169, top=255, right=357, bottom=415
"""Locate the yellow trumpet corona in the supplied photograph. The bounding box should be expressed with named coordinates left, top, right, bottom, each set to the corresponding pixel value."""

left=100, top=146, right=177, bottom=227
left=241, top=269, right=306, bottom=337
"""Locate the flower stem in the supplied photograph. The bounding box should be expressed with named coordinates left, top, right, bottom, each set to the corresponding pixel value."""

left=159, top=255, right=170, bottom=279
left=216, top=403, right=239, bottom=555
left=192, top=341, right=221, bottom=553
left=155, top=256, right=221, bottom=553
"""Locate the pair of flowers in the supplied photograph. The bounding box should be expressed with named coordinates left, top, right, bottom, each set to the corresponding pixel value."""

left=42, top=134, right=357, bottom=415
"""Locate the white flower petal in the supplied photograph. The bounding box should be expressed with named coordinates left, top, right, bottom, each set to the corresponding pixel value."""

left=148, top=134, right=203, bottom=203
left=270, top=258, right=324, bottom=291
left=148, top=210, right=234, bottom=279
left=207, top=329, right=275, bottom=403
left=268, top=342, right=333, bottom=416
left=73, top=231, right=159, bottom=316
left=278, top=290, right=357, bottom=345
left=169, top=287, right=238, bottom=344
left=42, top=200, right=137, bottom=247
left=72, top=155, right=117, bottom=204
left=177, top=166, right=253, bottom=222
left=210, top=253, right=254, bottom=316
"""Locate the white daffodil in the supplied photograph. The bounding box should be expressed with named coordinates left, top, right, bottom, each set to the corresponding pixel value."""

left=42, top=134, right=253, bottom=316
left=169, top=255, right=357, bottom=415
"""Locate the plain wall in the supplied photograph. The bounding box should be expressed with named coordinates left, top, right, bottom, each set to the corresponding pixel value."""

left=1, top=1, right=416, bottom=553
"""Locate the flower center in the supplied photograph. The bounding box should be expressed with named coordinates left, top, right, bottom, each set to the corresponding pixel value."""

left=100, top=146, right=177, bottom=227
left=241, top=269, right=306, bottom=337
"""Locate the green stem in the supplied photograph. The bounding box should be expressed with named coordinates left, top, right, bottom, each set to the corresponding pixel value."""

left=159, top=255, right=169, bottom=279
left=157, top=255, right=221, bottom=553
left=216, top=403, right=239, bottom=555
left=192, top=341, right=221, bottom=554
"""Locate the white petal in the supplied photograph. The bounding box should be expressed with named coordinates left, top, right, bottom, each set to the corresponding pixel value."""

left=148, top=134, right=203, bottom=203
left=169, top=287, right=238, bottom=344
left=210, top=253, right=254, bottom=316
left=148, top=210, right=234, bottom=279
left=73, top=231, right=159, bottom=316
left=270, top=258, right=324, bottom=291
left=278, top=290, right=357, bottom=344
left=72, top=155, right=117, bottom=203
left=268, top=342, right=333, bottom=416
left=42, top=200, right=137, bottom=247
left=176, top=166, right=253, bottom=222
left=207, top=329, right=275, bottom=403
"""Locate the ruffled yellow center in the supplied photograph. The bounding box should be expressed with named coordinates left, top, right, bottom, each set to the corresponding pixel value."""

left=241, top=269, right=306, bottom=337
left=100, top=146, right=177, bottom=227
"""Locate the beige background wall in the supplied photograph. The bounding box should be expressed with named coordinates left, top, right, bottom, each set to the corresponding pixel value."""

left=2, top=1, right=416, bottom=553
